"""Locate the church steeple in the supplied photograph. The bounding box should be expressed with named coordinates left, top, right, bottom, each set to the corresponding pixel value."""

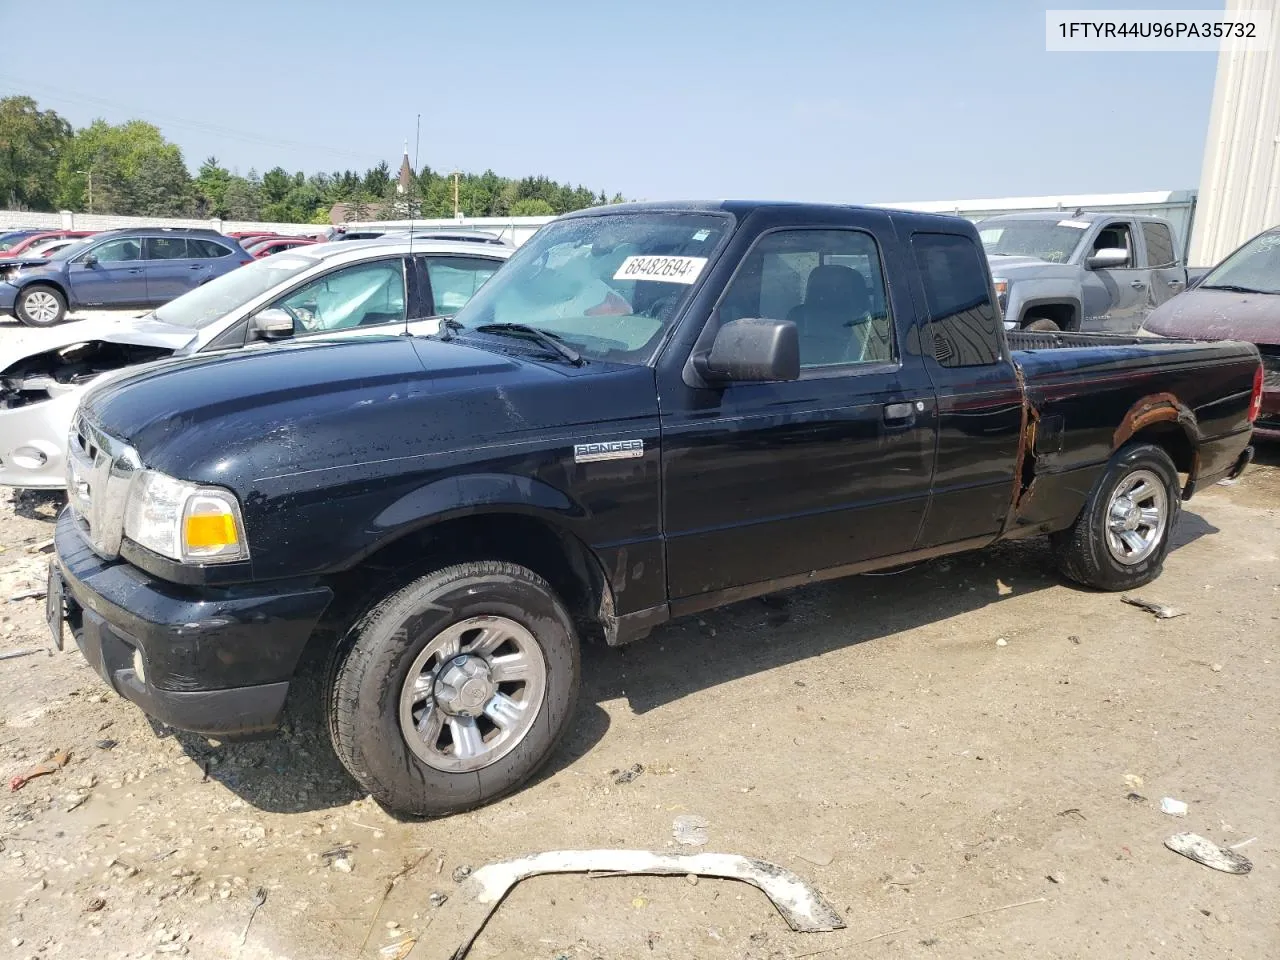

left=397, top=142, right=413, bottom=195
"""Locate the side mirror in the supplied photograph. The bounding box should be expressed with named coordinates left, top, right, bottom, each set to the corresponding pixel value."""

left=250, top=308, right=295, bottom=340
left=701, top=318, right=800, bottom=383
left=1087, top=247, right=1129, bottom=269
left=82, top=254, right=98, bottom=268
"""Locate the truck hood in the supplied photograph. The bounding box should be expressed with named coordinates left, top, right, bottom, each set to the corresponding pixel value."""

left=986, top=254, right=1075, bottom=278
left=1142, top=288, right=1280, bottom=343
left=79, top=335, right=649, bottom=490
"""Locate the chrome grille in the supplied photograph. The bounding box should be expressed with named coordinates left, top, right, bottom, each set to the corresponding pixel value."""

left=66, top=414, right=140, bottom=559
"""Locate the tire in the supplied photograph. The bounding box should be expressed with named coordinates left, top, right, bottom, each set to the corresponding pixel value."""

left=328, top=560, right=580, bottom=818
left=1051, top=442, right=1181, bottom=591
left=15, top=285, right=67, bottom=327
left=1024, top=317, right=1061, bottom=332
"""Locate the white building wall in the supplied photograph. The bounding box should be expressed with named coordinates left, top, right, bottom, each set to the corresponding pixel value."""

left=1190, top=0, right=1280, bottom=265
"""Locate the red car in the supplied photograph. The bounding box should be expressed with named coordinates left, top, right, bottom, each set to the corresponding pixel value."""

left=248, top=237, right=318, bottom=258
left=0, top=230, right=95, bottom=259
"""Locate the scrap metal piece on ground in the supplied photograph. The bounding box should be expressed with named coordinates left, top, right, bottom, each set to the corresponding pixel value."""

left=412, top=850, right=845, bottom=960
left=9, top=748, right=70, bottom=791
left=1121, top=595, right=1186, bottom=619
left=1164, top=833, right=1253, bottom=874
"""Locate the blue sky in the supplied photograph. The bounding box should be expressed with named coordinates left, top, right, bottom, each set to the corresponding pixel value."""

left=0, top=0, right=1223, bottom=203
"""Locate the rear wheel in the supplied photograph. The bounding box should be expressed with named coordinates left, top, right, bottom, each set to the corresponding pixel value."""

left=327, top=561, right=580, bottom=818
left=1051, top=443, right=1180, bottom=590
left=15, top=285, right=66, bottom=327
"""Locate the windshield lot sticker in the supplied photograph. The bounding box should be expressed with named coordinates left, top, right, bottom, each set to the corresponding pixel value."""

left=613, top=255, right=708, bottom=284
left=1057, top=220, right=1091, bottom=229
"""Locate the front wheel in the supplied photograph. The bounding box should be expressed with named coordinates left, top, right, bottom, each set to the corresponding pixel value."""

left=1023, top=317, right=1061, bottom=332
left=1051, top=443, right=1181, bottom=590
left=15, top=285, right=67, bottom=327
left=327, top=561, right=580, bottom=818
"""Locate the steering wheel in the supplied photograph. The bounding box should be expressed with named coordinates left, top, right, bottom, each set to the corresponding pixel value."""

left=640, top=294, right=679, bottom=320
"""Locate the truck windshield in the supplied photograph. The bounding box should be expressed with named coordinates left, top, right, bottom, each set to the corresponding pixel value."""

left=1199, top=230, right=1280, bottom=295
left=451, top=212, right=732, bottom=363
left=152, top=254, right=322, bottom=329
left=978, top=218, right=1088, bottom=264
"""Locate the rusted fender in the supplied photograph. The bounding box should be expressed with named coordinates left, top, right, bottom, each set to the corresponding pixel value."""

left=1112, top=392, right=1195, bottom=450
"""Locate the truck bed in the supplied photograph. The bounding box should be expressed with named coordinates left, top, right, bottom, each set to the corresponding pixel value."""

left=1006, top=330, right=1259, bottom=535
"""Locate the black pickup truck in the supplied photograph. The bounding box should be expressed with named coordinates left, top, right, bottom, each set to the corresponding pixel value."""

left=50, top=201, right=1262, bottom=817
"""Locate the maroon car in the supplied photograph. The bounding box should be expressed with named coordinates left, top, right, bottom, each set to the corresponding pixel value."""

left=0, top=230, right=95, bottom=259
left=1144, top=225, right=1280, bottom=438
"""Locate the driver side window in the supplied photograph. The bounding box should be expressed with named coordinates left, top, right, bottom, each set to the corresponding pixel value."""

left=276, top=259, right=406, bottom=334
left=87, top=238, right=142, bottom=263
left=719, top=229, right=894, bottom=370
left=1093, top=222, right=1134, bottom=264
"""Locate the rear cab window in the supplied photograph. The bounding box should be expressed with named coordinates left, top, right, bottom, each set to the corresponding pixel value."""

left=911, top=232, right=1003, bottom=367
left=1141, top=222, right=1178, bottom=268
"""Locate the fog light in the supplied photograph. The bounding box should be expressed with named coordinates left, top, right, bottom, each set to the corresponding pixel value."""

left=11, top=446, right=48, bottom=469
left=132, top=648, right=147, bottom=685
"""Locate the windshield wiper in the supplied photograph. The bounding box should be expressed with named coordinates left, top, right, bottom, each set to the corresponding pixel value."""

left=473, top=323, right=583, bottom=365
left=1199, top=283, right=1273, bottom=294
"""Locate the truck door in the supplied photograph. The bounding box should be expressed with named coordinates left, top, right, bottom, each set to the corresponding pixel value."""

left=907, top=230, right=1026, bottom=549
left=1140, top=220, right=1186, bottom=311
left=1080, top=219, right=1150, bottom=332
left=659, top=214, right=937, bottom=601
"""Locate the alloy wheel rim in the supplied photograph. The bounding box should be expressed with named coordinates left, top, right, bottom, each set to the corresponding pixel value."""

left=1105, top=468, right=1168, bottom=565
left=23, top=291, right=59, bottom=324
left=398, top=615, right=547, bottom=773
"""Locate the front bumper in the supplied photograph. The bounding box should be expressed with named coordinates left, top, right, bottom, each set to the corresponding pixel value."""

left=54, top=507, right=333, bottom=737
left=0, top=386, right=82, bottom=488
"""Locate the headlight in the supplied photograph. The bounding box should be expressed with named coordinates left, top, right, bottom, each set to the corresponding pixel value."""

left=123, top=469, right=248, bottom=563
left=992, top=277, right=1009, bottom=313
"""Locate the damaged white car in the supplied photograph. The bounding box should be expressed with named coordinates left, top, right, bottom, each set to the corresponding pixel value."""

left=0, top=238, right=510, bottom=488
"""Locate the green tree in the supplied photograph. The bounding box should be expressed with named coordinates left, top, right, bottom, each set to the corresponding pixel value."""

left=195, top=156, right=231, bottom=217
left=55, top=119, right=193, bottom=215
left=0, top=96, right=72, bottom=210
left=510, top=197, right=556, bottom=216
left=223, top=175, right=261, bottom=220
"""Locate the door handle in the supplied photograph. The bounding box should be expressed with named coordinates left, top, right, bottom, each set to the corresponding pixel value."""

left=1168, top=279, right=1184, bottom=287
left=128, top=268, right=143, bottom=274
left=1130, top=280, right=1146, bottom=289
left=189, top=264, right=204, bottom=270
left=883, top=400, right=924, bottom=423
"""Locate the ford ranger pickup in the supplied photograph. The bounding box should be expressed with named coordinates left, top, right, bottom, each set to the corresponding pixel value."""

left=48, top=201, right=1262, bottom=817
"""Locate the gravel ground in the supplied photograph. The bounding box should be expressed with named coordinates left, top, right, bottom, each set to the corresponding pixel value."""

left=1, top=313, right=1278, bottom=959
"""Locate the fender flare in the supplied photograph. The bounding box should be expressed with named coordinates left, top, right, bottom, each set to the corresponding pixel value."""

left=1015, top=295, right=1081, bottom=329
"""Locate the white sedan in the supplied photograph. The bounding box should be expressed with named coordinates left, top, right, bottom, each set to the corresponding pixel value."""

left=0, top=238, right=510, bottom=488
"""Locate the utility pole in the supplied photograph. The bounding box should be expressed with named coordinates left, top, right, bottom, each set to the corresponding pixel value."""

left=453, top=171, right=460, bottom=219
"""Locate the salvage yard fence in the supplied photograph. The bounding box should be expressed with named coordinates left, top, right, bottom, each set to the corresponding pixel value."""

left=2, top=191, right=1201, bottom=258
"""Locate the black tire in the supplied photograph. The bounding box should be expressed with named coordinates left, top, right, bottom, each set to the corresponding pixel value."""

left=15, top=284, right=67, bottom=327
left=328, top=561, right=580, bottom=818
left=1024, top=317, right=1061, bottom=332
left=1051, top=442, right=1181, bottom=591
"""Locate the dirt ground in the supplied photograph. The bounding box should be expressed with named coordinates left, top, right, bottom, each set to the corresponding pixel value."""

left=2, top=312, right=1278, bottom=959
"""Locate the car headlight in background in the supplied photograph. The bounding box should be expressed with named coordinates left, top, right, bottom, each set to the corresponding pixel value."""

left=123, top=470, right=248, bottom=563
left=992, top=277, right=1009, bottom=313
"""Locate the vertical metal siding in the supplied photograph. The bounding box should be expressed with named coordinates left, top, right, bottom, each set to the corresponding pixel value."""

left=1190, top=0, right=1280, bottom=265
